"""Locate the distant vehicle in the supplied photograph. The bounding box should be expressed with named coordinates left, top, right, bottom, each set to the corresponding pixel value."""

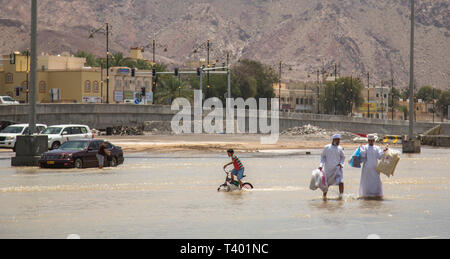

left=0, top=96, right=20, bottom=105
left=41, top=124, right=94, bottom=150
left=0, top=124, right=47, bottom=149
left=38, top=139, right=124, bottom=169
left=124, top=99, right=136, bottom=104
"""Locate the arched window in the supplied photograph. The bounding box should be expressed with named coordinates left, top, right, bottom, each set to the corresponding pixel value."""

left=93, top=81, right=99, bottom=93
left=39, top=81, right=46, bottom=93
left=85, top=81, right=91, bottom=92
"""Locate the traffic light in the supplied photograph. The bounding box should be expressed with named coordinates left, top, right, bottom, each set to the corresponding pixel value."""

left=197, top=67, right=201, bottom=77
left=10, top=53, right=15, bottom=64
left=152, top=68, right=156, bottom=77
left=131, top=68, right=136, bottom=77
left=174, top=68, right=179, bottom=77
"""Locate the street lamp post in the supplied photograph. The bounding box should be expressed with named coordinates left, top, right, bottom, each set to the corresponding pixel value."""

left=367, top=72, right=370, bottom=118
left=279, top=61, right=282, bottom=111
left=317, top=69, right=320, bottom=114
left=89, top=23, right=111, bottom=103
left=391, top=78, right=395, bottom=120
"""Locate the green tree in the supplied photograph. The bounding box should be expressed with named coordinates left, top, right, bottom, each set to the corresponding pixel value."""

left=110, top=52, right=134, bottom=67
left=399, top=105, right=409, bottom=120
left=437, top=90, right=450, bottom=120
left=389, top=87, right=401, bottom=108
left=155, top=76, right=193, bottom=105
left=74, top=51, right=100, bottom=67
left=416, top=85, right=441, bottom=103
left=319, top=77, right=364, bottom=115
left=232, top=59, right=277, bottom=100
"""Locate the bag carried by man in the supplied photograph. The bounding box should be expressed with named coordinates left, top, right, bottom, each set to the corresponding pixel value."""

left=376, top=149, right=400, bottom=178
left=309, top=169, right=328, bottom=193
left=349, top=146, right=362, bottom=168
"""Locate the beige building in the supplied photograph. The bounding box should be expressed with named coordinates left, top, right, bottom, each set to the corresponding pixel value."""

left=110, top=67, right=153, bottom=104
left=1, top=53, right=103, bottom=104
left=1, top=51, right=154, bottom=105
left=274, top=82, right=319, bottom=112
left=357, top=87, right=390, bottom=119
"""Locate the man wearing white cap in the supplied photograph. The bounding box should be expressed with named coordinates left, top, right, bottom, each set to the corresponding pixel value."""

left=318, top=134, right=346, bottom=200
left=359, top=134, right=388, bottom=199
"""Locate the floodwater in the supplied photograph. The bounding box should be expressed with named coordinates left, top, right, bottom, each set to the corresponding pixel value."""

left=0, top=147, right=449, bottom=239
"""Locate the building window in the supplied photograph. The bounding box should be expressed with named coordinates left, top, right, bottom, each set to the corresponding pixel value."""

left=93, top=81, right=99, bottom=93
left=85, top=81, right=91, bottom=92
left=39, top=81, right=46, bottom=93
left=6, top=73, right=13, bottom=84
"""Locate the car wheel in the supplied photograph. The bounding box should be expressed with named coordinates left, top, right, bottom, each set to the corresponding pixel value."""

left=74, top=158, right=84, bottom=169
left=110, top=157, right=118, bottom=167
left=51, top=142, right=61, bottom=150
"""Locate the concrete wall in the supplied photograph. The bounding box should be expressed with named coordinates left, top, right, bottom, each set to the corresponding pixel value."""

left=1, top=104, right=449, bottom=135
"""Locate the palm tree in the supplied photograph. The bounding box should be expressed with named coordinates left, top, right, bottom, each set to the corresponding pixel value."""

left=155, top=76, right=193, bottom=105
left=110, top=52, right=134, bottom=67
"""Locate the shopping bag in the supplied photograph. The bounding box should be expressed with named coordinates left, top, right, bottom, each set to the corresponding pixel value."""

left=376, top=149, right=400, bottom=177
left=309, top=169, right=328, bottom=193
left=349, top=147, right=362, bottom=168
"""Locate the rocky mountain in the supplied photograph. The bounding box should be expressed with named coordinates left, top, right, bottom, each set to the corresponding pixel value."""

left=0, top=0, right=448, bottom=90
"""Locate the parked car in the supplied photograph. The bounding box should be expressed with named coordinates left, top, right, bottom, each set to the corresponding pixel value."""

left=0, top=96, right=20, bottom=105
left=123, top=99, right=136, bottom=104
left=40, top=124, right=94, bottom=150
left=38, top=139, right=124, bottom=169
left=0, top=124, right=47, bottom=149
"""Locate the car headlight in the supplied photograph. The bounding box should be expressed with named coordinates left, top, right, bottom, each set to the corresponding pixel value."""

left=6, top=136, right=15, bottom=140
left=61, top=153, right=73, bottom=159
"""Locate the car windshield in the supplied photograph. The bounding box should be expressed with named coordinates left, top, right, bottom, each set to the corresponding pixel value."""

left=60, top=141, right=89, bottom=151
left=1, top=126, right=24, bottom=134
left=42, top=127, right=62, bottom=135
left=2, top=97, right=15, bottom=102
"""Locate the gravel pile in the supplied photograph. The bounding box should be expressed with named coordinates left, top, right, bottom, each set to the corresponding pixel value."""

left=281, top=124, right=328, bottom=136
left=111, top=126, right=145, bottom=136
left=281, top=124, right=355, bottom=141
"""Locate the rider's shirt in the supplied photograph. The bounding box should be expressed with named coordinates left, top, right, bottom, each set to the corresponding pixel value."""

left=232, top=155, right=244, bottom=170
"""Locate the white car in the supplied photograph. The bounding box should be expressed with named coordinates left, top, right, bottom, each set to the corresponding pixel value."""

left=41, top=125, right=94, bottom=150
left=0, top=124, right=47, bottom=149
left=0, top=96, right=20, bottom=105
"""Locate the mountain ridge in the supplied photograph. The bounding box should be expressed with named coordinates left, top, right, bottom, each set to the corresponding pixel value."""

left=0, top=0, right=448, bottom=90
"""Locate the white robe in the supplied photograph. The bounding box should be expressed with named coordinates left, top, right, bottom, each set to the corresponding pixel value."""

left=319, top=144, right=345, bottom=186
left=359, top=145, right=385, bottom=198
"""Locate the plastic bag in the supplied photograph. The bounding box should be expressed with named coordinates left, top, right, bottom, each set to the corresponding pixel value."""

left=309, top=169, right=328, bottom=193
left=376, top=149, right=400, bottom=178
left=349, top=147, right=362, bottom=168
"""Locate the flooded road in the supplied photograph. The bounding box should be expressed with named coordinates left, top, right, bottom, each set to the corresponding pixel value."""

left=0, top=147, right=449, bottom=239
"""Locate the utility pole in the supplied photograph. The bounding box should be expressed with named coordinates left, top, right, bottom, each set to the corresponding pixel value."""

left=350, top=75, right=353, bottom=116
left=279, top=61, right=282, bottom=111
left=408, top=0, right=415, bottom=140
left=26, top=49, right=29, bottom=104
left=152, top=39, right=156, bottom=64
left=106, top=22, right=110, bottom=104
left=403, top=0, right=420, bottom=153
left=391, top=78, right=395, bottom=120
left=29, top=0, right=37, bottom=134
left=367, top=72, right=370, bottom=118
left=317, top=69, right=320, bottom=114
left=12, top=0, right=48, bottom=167
left=334, top=63, right=337, bottom=115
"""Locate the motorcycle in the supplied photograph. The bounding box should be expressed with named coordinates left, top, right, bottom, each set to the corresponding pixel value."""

left=217, top=167, right=254, bottom=192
